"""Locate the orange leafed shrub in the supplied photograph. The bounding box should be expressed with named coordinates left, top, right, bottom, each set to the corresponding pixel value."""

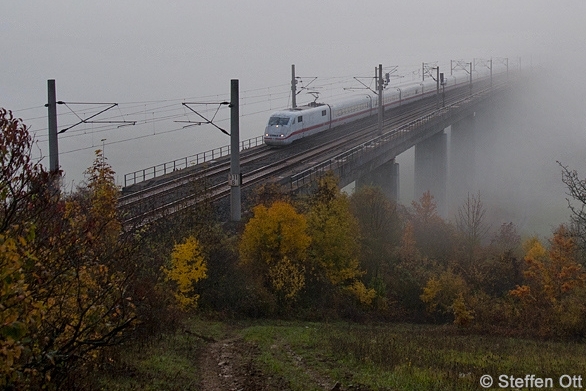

left=509, top=226, right=586, bottom=336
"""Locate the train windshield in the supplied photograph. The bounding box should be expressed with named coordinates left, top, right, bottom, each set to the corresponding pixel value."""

left=268, top=116, right=290, bottom=126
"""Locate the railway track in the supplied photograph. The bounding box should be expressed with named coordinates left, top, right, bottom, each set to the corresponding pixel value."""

left=119, top=144, right=273, bottom=206
left=120, top=77, right=512, bottom=226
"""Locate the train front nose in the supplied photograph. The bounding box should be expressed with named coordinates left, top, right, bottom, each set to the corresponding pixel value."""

left=264, top=125, right=290, bottom=145
left=264, top=115, right=292, bottom=145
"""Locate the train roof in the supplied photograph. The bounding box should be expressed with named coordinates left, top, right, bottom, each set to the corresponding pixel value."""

left=289, top=102, right=327, bottom=111
left=267, top=102, right=326, bottom=116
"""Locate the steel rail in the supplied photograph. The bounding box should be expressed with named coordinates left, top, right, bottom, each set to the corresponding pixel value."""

left=120, top=74, right=515, bottom=225
left=119, top=143, right=274, bottom=207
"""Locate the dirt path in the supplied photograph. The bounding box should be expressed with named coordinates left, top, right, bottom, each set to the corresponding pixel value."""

left=197, top=333, right=359, bottom=391
left=198, top=336, right=279, bottom=391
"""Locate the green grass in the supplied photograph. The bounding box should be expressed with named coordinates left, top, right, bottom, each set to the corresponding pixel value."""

left=241, top=323, right=332, bottom=390
left=94, top=318, right=586, bottom=390
left=96, top=334, right=201, bottom=390
left=94, top=317, right=231, bottom=391
left=240, top=321, right=586, bottom=390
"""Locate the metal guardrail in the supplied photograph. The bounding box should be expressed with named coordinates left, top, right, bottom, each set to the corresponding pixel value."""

left=123, top=136, right=264, bottom=187
left=289, top=120, right=413, bottom=191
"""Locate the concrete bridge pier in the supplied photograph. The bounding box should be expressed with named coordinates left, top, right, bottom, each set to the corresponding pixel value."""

left=449, top=114, right=477, bottom=214
left=414, top=130, right=447, bottom=217
left=356, top=158, right=400, bottom=201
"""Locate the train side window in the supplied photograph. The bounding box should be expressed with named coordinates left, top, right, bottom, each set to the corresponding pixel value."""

left=298, top=116, right=303, bottom=123
left=322, top=110, right=326, bottom=116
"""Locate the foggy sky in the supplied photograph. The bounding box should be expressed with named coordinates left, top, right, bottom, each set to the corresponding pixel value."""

left=3, top=0, right=585, bottom=235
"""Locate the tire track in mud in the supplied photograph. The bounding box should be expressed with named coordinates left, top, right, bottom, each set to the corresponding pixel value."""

left=198, top=334, right=370, bottom=391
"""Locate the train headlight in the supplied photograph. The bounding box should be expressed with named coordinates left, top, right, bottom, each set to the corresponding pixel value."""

left=280, top=134, right=284, bottom=137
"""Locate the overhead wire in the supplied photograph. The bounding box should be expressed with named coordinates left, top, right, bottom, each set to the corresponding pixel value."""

left=16, top=68, right=427, bottom=155
left=24, top=85, right=292, bottom=138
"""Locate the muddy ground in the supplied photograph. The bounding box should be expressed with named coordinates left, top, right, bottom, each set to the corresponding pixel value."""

left=197, top=335, right=369, bottom=391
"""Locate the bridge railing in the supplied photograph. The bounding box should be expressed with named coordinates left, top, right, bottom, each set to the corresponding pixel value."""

left=290, top=123, right=412, bottom=191
left=123, top=136, right=264, bottom=187
left=290, top=107, right=447, bottom=190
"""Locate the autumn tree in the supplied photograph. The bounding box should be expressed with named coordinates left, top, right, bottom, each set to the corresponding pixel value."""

left=389, top=192, right=454, bottom=317
left=0, top=109, right=52, bottom=387
left=0, top=109, right=140, bottom=389
left=306, top=174, right=375, bottom=305
left=510, top=225, right=586, bottom=337
left=0, top=109, right=56, bottom=234
left=491, top=222, right=521, bottom=255
left=560, top=162, right=586, bottom=262
left=0, top=229, right=42, bottom=387
left=178, top=195, right=243, bottom=315
left=239, top=201, right=311, bottom=305
left=350, top=186, right=400, bottom=287
left=163, top=236, right=207, bottom=310
left=420, top=269, right=473, bottom=326
left=22, top=150, right=139, bottom=387
left=252, top=182, right=290, bottom=207
left=392, top=221, right=439, bottom=316
left=409, top=191, right=455, bottom=263
left=132, top=173, right=219, bottom=330
left=455, top=192, right=490, bottom=263
left=479, top=222, right=523, bottom=296
left=449, top=192, right=494, bottom=292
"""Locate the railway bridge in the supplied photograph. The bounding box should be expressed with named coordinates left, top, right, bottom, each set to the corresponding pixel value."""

left=120, top=72, right=520, bottom=225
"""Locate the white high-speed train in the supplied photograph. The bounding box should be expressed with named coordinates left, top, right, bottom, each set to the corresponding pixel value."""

left=263, top=68, right=496, bottom=146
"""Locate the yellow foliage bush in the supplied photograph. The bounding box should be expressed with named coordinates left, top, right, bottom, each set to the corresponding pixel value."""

left=239, top=201, right=311, bottom=302
left=240, top=201, right=311, bottom=266
left=163, top=236, right=208, bottom=310
left=345, top=281, right=377, bottom=305
left=421, top=270, right=471, bottom=324
left=307, top=175, right=363, bottom=286
left=451, top=293, right=475, bottom=326
left=268, top=256, right=305, bottom=299
left=0, top=231, right=43, bottom=386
